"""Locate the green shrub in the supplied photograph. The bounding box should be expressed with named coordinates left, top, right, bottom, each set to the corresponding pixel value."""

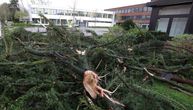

left=120, top=19, right=136, bottom=30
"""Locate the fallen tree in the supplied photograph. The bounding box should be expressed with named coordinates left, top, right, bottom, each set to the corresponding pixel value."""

left=0, top=22, right=193, bottom=110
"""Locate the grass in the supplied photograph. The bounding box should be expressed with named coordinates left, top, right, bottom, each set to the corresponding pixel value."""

left=150, top=81, right=193, bottom=109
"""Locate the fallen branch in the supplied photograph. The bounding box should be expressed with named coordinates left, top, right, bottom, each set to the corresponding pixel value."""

left=147, top=67, right=193, bottom=86
left=144, top=68, right=193, bottom=93
left=170, top=86, right=193, bottom=96
left=0, top=59, right=51, bottom=66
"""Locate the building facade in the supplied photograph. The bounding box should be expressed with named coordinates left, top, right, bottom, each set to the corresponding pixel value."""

left=24, top=0, right=114, bottom=27
left=147, top=0, right=193, bottom=36
left=105, top=4, right=152, bottom=29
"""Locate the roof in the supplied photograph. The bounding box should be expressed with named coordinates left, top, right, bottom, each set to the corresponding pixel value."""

left=105, top=3, right=146, bottom=11
left=147, top=0, right=193, bottom=7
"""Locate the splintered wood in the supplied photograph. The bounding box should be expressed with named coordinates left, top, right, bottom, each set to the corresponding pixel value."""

left=83, top=70, right=125, bottom=107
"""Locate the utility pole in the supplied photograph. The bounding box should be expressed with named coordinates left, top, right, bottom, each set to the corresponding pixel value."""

left=72, top=0, right=77, bottom=28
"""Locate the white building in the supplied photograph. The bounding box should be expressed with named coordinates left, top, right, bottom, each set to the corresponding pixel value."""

left=23, top=0, right=114, bottom=27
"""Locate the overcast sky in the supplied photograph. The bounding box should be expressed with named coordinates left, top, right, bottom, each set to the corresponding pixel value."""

left=0, top=0, right=150, bottom=10
left=52, top=0, right=150, bottom=10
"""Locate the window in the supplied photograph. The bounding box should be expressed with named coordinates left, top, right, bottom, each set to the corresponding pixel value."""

left=32, top=18, right=40, bottom=23
left=122, top=16, right=126, bottom=20
left=31, top=8, right=36, bottom=14
left=103, top=14, right=108, bottom=18
left=124, top=9, right=127, bottom=13
left=84, top=12, right=88, bottom=16
left=127, top=8, right=131, bottom=13
left=44, top=9, right=49, bottom=14
left=65, top=10, right=72, bottom=16
left=142, top=15, right=146, bottom=19
left=139, top=8, right=143, bottom=12
left=143, top=7, right=148, bottom=12
left=51, top=9, right=57, bottom=15
left=50, top=19, right=57, bottom=24
left=38, top=8, right=44, bottom=14
left=131, top=8, right=134, bottom=12
left=95, top=13, right=102, bottom=18
left=56, top=19, right=60, bottom=24
left=48, top=9, right=52, bottom=14
left=108, top=14, right=113, bottom=18
left=57, top=10, right=64, bottom=15
left=118, top=10, right=122, bottom=13
left=89, top=12, right=96, bottom=17
left=142, top=24, right=147, bottom=29
left=121, top=9, right=124, bottom=13
left=78, top=11, right=84, bottom=16
left=148, top=7, right=152, bottom=12
left=61, top=19, right=67, bottom=24
left=134, top=8, right=138, bottom=12
left=114, top=10, right=117, bottom=13
left=146, top=16, right=150, bottom=19
left=135, top=16, right=142, bottom=20
left=41, top=19, right=45, bottom=24
left=156, top=18, right=169, bottom=32
left=72, top=12, right=78, bottom=16
left=169, top=18, right=188, bottom=36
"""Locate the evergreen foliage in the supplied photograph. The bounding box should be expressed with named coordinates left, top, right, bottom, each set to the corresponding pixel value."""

left=0, top=24, right=193, bottom=110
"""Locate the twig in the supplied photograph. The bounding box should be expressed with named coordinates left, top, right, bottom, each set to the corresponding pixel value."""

left=111, top=84, right=121, bottom=94
left=99, top=73, right=110, bottom=79
left=171, top=86, right=193, bottom=96
left=104, top=94, right=125, bottom=107
left=95, top=59, right=102, bottom=70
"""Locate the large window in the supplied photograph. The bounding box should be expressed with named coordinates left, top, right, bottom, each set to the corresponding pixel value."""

left=156, top=18, right=169, bottom=32
left=169, top=18, right=188, bottom=36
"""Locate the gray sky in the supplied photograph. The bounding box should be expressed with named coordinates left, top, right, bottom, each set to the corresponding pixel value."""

left=0, top=0, right=150, bottom=10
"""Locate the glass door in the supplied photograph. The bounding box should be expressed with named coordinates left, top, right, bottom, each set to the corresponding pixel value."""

left=169, top=18, right=188, bottom=36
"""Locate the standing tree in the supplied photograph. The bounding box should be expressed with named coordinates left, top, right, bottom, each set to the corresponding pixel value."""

left=120, top=19, right=136, bottom=31
left=9, top=0, right=19, bottom=22
left=0, top=3, right=11, bottom=38
left=14, top=8, right=29, bottom=22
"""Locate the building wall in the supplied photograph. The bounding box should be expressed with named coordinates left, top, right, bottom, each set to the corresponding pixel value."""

left=105, top=4, right=152, bottom=29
